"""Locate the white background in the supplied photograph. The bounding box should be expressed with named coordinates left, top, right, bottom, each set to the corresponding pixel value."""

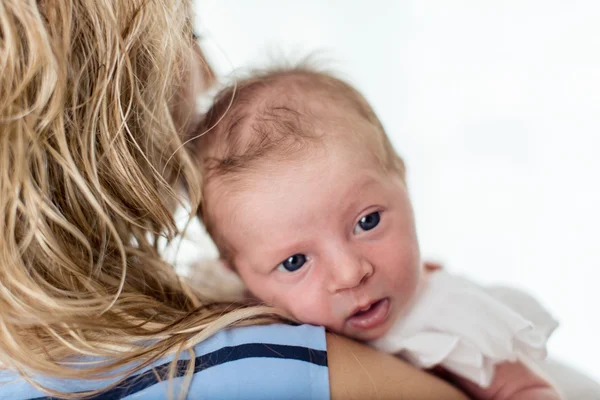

left=174, top=0, right=600, bottom=380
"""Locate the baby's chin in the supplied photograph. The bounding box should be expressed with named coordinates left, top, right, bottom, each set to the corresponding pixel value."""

left=330, top=316, right=396, bottom=342
left=340, top=324, right=393, bottom=342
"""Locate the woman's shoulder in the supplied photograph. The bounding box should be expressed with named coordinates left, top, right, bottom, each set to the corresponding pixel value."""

left=0, top=324, right=329, bottom=400
left=200, top=322, right=327, bottom=353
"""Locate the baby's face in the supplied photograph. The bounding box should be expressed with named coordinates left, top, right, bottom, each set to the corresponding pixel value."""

left=206, top=144, right=421, bottom=341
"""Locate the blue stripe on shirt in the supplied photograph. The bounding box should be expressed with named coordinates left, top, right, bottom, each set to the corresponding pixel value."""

left=29, top=342, right=327, bottom=400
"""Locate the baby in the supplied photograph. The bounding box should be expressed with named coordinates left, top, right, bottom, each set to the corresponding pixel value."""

left=190, top=67, right=563, bottom=399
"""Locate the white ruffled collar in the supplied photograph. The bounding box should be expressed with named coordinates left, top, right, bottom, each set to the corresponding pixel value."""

left=370, top=270, right=558, bottom=387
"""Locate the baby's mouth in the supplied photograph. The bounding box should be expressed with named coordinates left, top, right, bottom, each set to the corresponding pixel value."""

left=347, top=298, right=390, bottom=330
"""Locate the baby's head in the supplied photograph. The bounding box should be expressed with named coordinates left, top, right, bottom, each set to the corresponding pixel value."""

left=191, top=68, right=421, bottom=340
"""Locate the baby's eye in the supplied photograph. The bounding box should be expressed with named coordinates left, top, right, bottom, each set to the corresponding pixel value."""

left=277, top=254, right=307, bottom=272
left=354, top=211, right=381, bottom=234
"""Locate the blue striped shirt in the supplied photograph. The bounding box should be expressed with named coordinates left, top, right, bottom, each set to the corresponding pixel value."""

left=0, top=324, right=329, bottom=400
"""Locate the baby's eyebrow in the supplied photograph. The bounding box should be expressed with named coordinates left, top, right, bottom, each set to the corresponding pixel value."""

left=339, top=176, right=380, bottom=214
left=345, top=176, right=379, bottom=196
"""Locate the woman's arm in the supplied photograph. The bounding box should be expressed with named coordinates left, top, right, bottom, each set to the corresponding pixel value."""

left=327, top=333, right=469, bottom=400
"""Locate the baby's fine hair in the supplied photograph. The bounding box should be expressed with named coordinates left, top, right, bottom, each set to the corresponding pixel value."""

left=189, top=65, right=405, bottom=256
left=191, top=66, right=404, bottom=179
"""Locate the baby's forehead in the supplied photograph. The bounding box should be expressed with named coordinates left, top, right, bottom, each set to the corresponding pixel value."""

left=203, top=145, right=386, bottom=259
left=199, top=71, right=394, bottom=218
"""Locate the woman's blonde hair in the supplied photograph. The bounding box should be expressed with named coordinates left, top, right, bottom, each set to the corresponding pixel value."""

left=0, top=0, right=282, bottom=398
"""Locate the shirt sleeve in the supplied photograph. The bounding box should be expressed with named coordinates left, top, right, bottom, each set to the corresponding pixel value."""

left=124, top=323, right=330, bottom=400
left=0, top=324, right=329, bottom=400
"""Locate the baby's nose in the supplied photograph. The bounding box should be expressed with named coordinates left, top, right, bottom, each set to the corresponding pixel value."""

left=327, top=256, right=373, bottom=293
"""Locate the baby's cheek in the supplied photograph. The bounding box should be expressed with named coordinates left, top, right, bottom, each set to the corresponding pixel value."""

left=384, top=241, right=421, bottom=300
left=243, top=277, right=280, bottom=306
left=395, top=263, right=421, bottom=302
left=284, top=292, right=337, bottom=328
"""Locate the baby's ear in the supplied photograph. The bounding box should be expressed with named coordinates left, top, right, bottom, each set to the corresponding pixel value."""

left=423, top=261, right=443, bottom=272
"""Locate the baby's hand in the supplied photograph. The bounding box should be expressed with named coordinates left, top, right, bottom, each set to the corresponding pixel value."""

left=449, top=359, right=562, bottom=400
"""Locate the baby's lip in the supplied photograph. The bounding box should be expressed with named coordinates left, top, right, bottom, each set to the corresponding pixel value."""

left=346, top=298, right=390, bottom=331
left=349, top=298, right=381, bottom=317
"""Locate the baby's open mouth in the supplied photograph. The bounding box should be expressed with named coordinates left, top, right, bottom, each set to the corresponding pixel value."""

left=353, top=300, right=381, bottom=317
left=347, top=298, right=390, bottom=330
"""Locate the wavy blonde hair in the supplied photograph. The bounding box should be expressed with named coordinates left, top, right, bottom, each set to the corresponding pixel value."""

left=0, top=0, right=283, bottom=398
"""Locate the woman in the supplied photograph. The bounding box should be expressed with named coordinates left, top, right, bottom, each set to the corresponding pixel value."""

left=0, top=1, right=467, bottom=398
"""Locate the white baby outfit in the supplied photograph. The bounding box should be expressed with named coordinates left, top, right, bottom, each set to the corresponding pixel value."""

left=370, top=270, right=558, bottom=388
